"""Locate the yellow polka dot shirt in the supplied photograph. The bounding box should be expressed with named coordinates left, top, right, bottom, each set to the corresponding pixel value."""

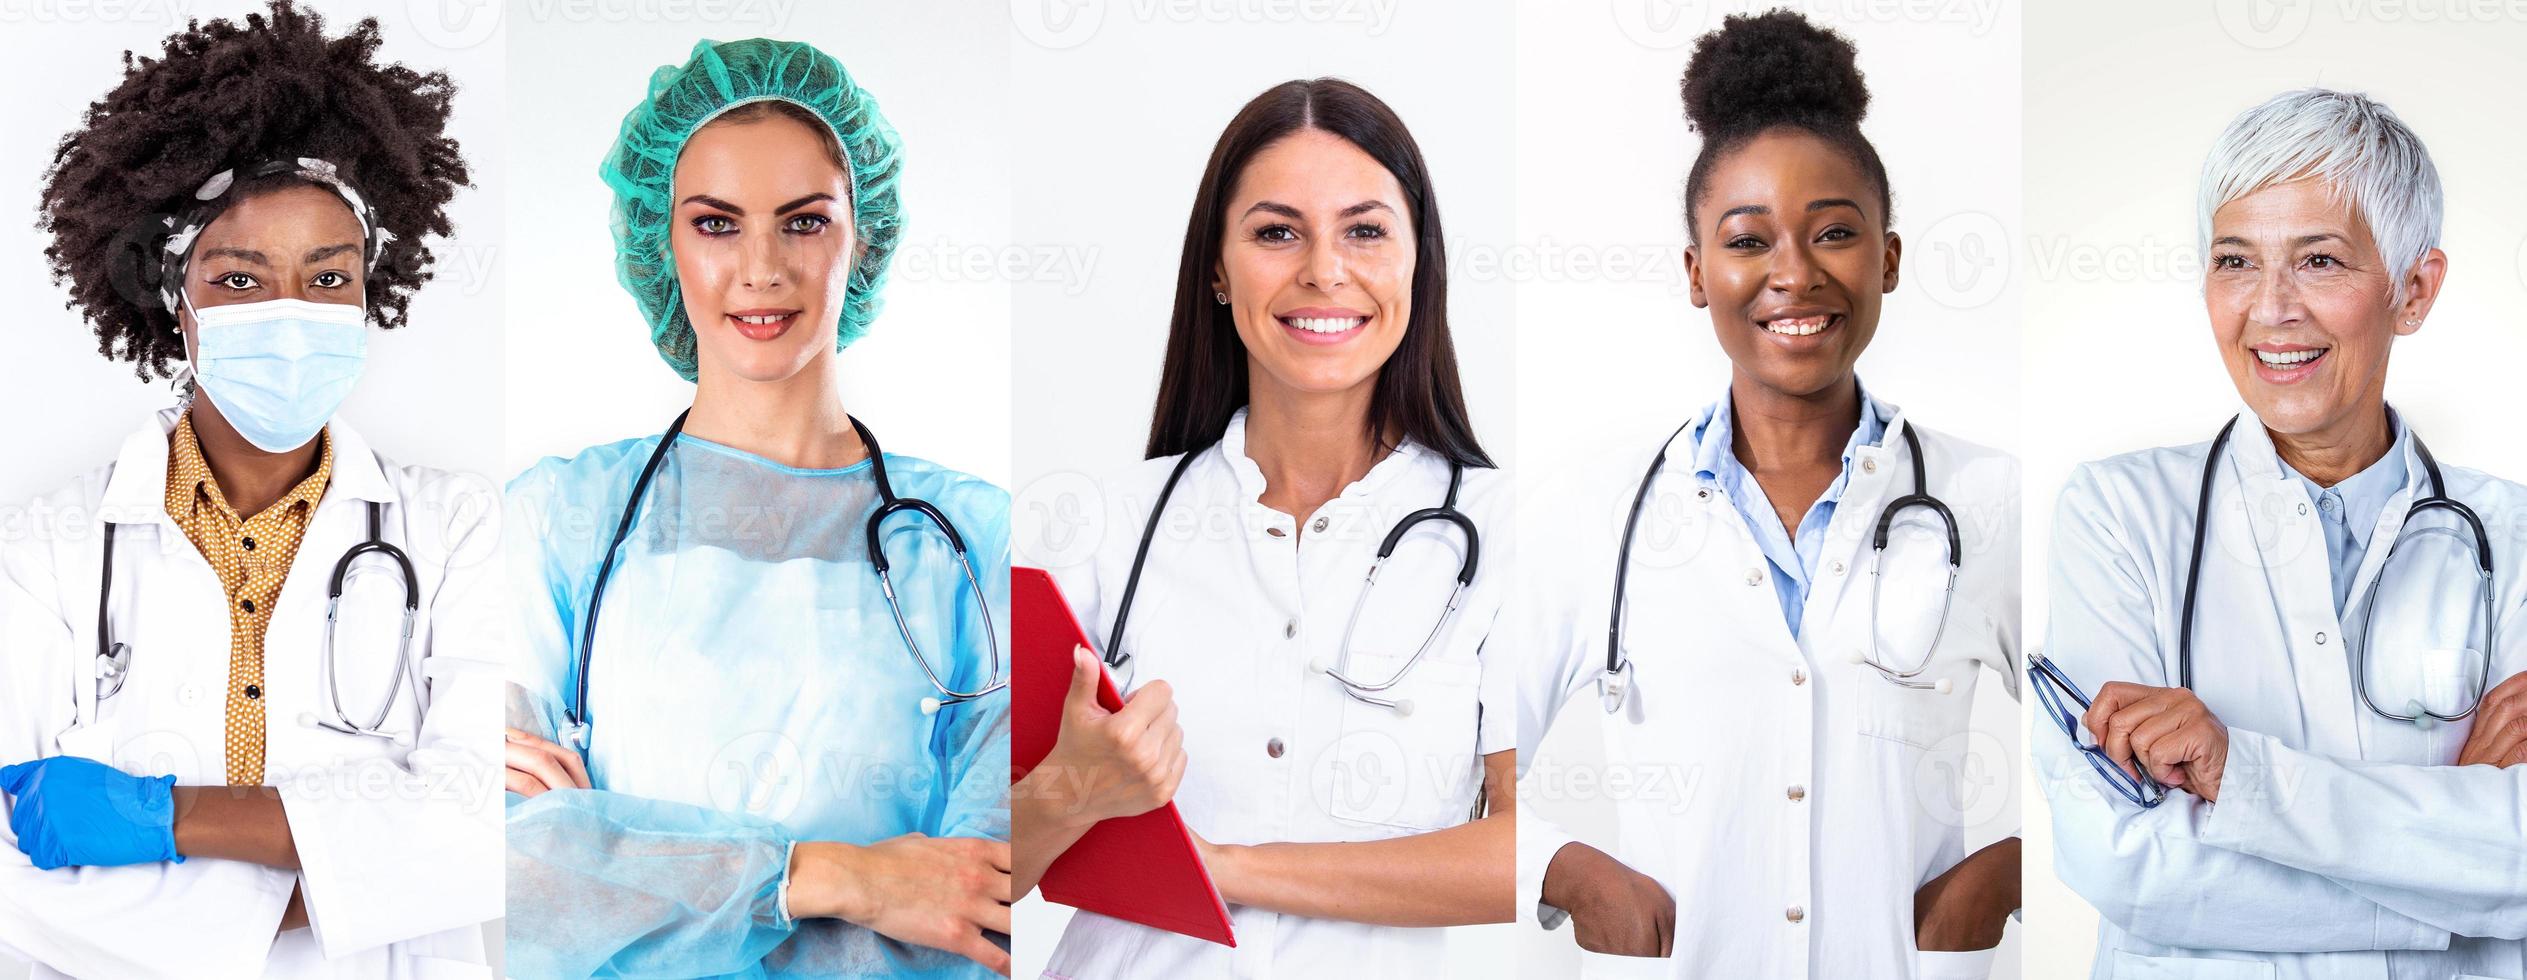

left=164, top=411, right=334, bottom=787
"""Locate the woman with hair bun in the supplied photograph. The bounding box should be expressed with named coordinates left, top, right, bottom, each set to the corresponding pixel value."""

left=1507, top=10, right=2022, bottom=977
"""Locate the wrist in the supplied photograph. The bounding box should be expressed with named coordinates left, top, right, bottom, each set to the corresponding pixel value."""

left=1013, top=770, right=1098, bottom=836
left=1540, top=841, right=1608, bottom=915
left=1198, top=839, right=1247, bottom=905
left=786, top=842, right=868, bottom=923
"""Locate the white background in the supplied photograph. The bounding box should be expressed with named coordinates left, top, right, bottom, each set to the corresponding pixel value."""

left=0, top=2, right=508, bottom=975
left=501, top=1, right=1013, bottom=484
left=1002, top=0, right=1521, bottom=975
left=2020, top=1, right=2527, bottom=975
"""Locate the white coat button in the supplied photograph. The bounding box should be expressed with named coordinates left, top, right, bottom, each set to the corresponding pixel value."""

left=1266, top=527, right=1286, bottom=538
left=1829, top=559, right=1846, bottom=576
left=2315, top=631, right=2327, bottom=645
left=1285, top=619, right=1298, bottom=639
left=1266, top=737, right=1285, bottom=758
left=2297, top=502, right=2308, bottom=516
left=1786, top=905, right=1806, bottom=923
left=1862, top=459, right=1877, bottom=475
left=1791, top=669, right=1807, bottom=686
left=1312, top=517, right=1328, bottom=533
left=1695, top=488, right=1712, bottom=501
left=1787, top=784, right=1806, bottom=802
left=1745, top=568, right=1764, bottom=586
left=177, top=684, right=201, bottom=706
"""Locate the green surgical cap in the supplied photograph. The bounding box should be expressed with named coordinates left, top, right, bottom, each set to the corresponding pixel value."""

left=601, top=38, right=903, bottom=381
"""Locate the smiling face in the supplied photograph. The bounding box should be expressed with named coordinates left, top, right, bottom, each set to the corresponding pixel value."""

left=1686, top=128, right=1899, bottom=400
left=670, top=110, right=855, bottom=386
left=1212, top=128, right=1416, bottom=401
left=2205, top=178, right=2435, bottom=440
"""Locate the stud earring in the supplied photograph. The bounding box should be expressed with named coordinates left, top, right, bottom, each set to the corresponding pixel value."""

left=1215, top=291, right=1228, bottom=305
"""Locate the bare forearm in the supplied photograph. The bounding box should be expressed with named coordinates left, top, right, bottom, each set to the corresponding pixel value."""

left=1011, top=770, right=1094, bottom=899
left=1210, top=811, right=1513, bottom=927
left=171, top=785, right=299, bottom=869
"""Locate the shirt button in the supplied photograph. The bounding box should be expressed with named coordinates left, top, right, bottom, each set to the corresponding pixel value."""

left=1786, top=905, right=1806, bottom=923
left=1745, top=568, right=1764, bottom=586
left=241, top=537, right=255, bottom=551
left=2315, top=631, right=2327, bottom=645
left=1266, top=527, right=1286, bottom=538
left=1311, top=517, right=1328, bottom=533
left=244, top=685, right=261, bottom=700
left=1285, top=619, right=1298, bottom=639
left=1266, top=737, right=1285, bottom=758
left=240, top=598, right=255, bottom=613
left=1791, top=669, right=1807, bottom=686
left=1787, top=784, right=1806, bottom=802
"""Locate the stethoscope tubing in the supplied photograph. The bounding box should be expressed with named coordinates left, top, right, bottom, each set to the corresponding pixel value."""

left=2181, top=414, right=2494, bottom=722
left=95, top=499, right=421, bottom=740
left=1104, top=442, right=1478, bottom=712
left=567, top=411, right=1005, bottom=750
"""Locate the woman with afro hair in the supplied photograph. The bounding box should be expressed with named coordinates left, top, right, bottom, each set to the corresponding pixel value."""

left=0, top=3, right=500, bottom=977
left=1505, top=10, right=2023, bottom=978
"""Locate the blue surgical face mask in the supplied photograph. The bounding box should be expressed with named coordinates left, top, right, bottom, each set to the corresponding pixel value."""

left=185, top=297, right=368, bottom=453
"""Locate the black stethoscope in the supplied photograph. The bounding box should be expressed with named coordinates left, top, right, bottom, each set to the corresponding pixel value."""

left=561, top=411, right=1004, bottom=752
left=96, top=501, right=422, bottom=741
left=2180, top=415, right=2493, bottom=723
left=1598, top=410, right=1960, bottom=713
left=1102, top=444, right=1478, bottom=715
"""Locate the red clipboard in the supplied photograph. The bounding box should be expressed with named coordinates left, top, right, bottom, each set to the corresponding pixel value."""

left=1012, top=566, right=1236, bottom=946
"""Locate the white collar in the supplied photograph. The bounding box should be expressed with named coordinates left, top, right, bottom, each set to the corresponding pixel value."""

left=97, top=407, right=399, bottom=527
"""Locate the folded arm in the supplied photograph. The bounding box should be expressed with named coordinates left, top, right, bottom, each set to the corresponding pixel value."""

left=2038, top=468, right=2452, bottom=952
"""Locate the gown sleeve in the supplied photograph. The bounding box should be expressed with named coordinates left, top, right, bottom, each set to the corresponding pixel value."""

left=499, top=458, right=1009, bottom=979
left=499, top=457, right=806, bottom=978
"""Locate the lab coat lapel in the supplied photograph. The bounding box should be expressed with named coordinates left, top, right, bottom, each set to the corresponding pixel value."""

left=1677, top=411, right=1804, bottom=666
left=76, top=411, right=220, bottom=738
left=1805, top=411, right=1905, bottom=644
left=2228, top=412, right=2362, bottom=758
left=2337, top=419, right=2434, bottom=758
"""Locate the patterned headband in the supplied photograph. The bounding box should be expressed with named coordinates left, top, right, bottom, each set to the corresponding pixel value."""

left=157, top=157, right=393, bottom=314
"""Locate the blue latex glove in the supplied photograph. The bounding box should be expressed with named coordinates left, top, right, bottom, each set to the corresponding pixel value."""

left=0, top=756, right=182, bottom=870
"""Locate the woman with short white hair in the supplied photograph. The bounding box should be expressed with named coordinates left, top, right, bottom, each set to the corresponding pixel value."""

left=2033, top=86, right=2527, bottom=979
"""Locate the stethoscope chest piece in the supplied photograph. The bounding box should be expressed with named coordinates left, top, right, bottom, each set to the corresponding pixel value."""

left=95, top=643, right=132, bottom=702
left=1597, top=659, right=1633, bottom=714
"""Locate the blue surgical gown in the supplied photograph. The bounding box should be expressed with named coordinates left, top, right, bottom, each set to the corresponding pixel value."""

left=502, top=431, right=1009, bottom=979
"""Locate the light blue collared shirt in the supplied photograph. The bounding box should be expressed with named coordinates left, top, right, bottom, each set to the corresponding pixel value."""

left=2277, top=416, right=2408, bottom=614
left=1691, top=381, right=1890, bottom=637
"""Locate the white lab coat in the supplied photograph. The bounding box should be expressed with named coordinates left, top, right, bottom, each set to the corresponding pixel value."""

left=1032, top=409, right=1514, bottom=979
left=2040, top=409, right=2527, bottom=980
left=1511, top=405, right=2022, bottom=980
left=0, top=409, right=503, bottom=979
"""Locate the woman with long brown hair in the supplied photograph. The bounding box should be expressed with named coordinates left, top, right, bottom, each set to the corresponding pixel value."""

left=1013, top=78, right=1513, bottom=975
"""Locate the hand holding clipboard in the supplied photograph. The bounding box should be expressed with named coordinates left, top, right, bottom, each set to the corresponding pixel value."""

left=1011, top=568, right=1237, bottom=945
